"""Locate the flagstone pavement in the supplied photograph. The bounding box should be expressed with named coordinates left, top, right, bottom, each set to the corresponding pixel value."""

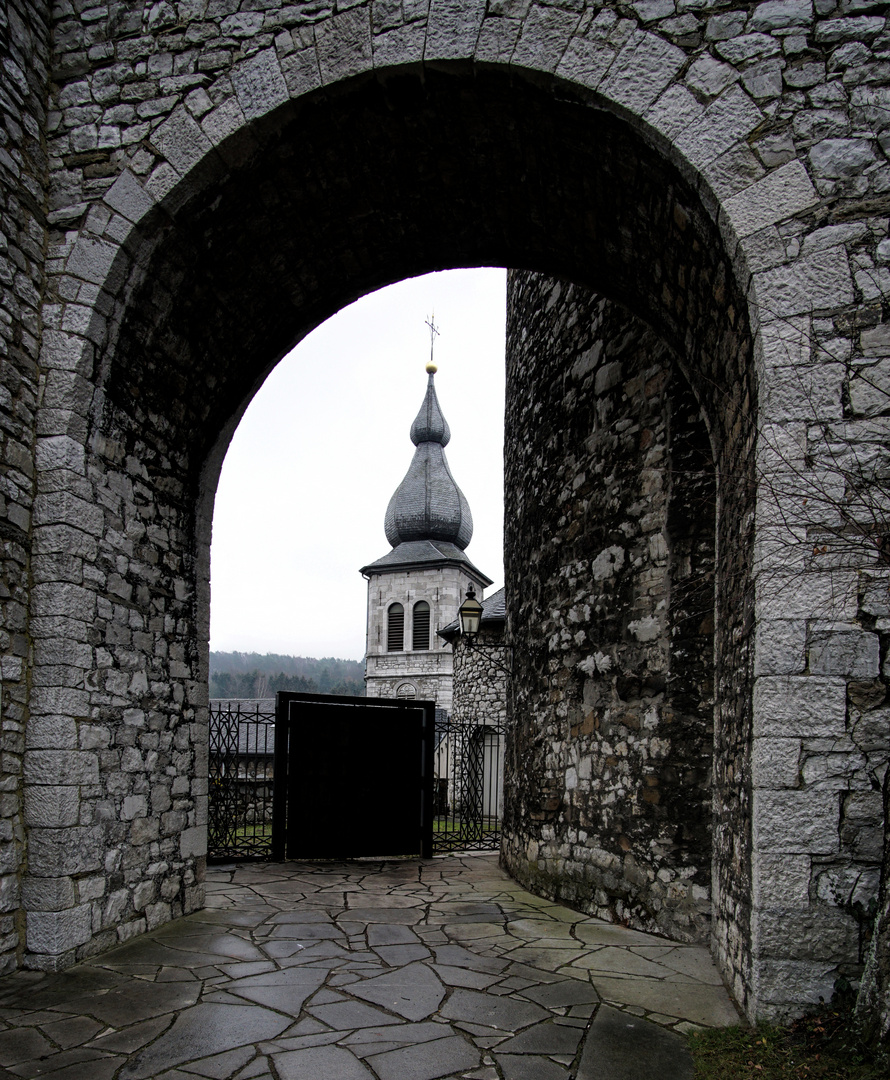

left=0, top=855, right=741, bottom=1080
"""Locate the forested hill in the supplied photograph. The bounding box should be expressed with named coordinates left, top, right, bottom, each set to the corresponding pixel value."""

left=209, top=651, right=364, bottom=699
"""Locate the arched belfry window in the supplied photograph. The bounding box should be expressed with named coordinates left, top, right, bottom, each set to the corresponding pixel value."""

left=413, top=601, right=431, bottom=651
left=387, top=603, right=404, bottom=652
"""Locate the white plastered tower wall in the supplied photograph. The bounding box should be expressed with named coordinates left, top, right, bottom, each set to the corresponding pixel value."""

left=364, top=563, right=491, bottom=709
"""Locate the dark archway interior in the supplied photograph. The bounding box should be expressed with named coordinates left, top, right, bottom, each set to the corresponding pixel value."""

left=96, top=63, right=755, bottom=962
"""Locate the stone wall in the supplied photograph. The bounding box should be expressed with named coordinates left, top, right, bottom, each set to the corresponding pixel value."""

left=0, top=0, right=51, bottom=977
left=450, top=626, right=508, bottom=730
left=502, top=271, right=717, bottom=946
left=0, top=0, right=887, bottom=1025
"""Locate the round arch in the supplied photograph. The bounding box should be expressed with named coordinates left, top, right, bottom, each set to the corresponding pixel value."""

left=29, top=47, right=814, bottom=1018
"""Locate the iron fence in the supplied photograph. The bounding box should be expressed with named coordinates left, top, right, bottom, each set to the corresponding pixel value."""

left=208, top=699, right=505, bottom=859
left=432, top=715, right=506, bottom=854
left=208, top=700, right=276, bottom=860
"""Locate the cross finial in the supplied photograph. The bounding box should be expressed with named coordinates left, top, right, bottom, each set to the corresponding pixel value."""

left=424, top=313, right=440, bottom=370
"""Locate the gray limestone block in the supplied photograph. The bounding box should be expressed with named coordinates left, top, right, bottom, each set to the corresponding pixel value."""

left=686, top=54, right=738, bottom=99
left=750, top=1, right=813, bottom=32
left=644, top=83, right=704, bottom=143
left=279, top=46, right=323, bottom=95
left=752, top=788, right=840, bottom=854
left=753, top=675, right=847, bottom=737
left=180, top=825, right=207, bottom=858
left=756, top=906, right=858, bottom=962
left=27, top=826, right=104, bottom=876
left=752, top=851, right=811, bottom=908
left=814, top=16, right=886, bottom=43
left=103, top=169, right=157, bottom=224
left=21, top=873, right=75, bottom=913
left=232, top=47, right=290, bottom=121
left=425, top=0, right=487, bottom=63
left=752, top=245, right=854, bottom=319
left=848, top=358, right=890, bottom=416
left=599, top=30, right=685, bottom=114
left=25, top=715, right=78, bottom=750
left=675, top=83, right=763, bottom=169
left=724, top=160, right=818, bottom=239
left=809, top=137, right=878, bottom=179
left=316, top=7, right=373, bottom=83
left=24, top=750, right=99, bottom=786
left=808, top=629, right=880, bottom=677
left=26, top=904, right=92, bottom=955
left=475, top=15, right=524, bottom=66
left=150, top=107, right=214, bottom=176
left=65, top=235, right=119, bottom=287
left=511, top=2, right=580, bottom=73
left=752, top=736, right=801, bottom=788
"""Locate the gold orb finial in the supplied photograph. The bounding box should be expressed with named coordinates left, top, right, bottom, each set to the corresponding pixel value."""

left=426, top=362, right=438, bottom=374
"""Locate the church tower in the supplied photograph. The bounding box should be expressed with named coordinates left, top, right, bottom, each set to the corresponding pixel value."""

left=360, top=363, right=491, bottom=709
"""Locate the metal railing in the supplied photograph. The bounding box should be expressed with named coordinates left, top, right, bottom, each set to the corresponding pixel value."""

left=208, top=700, right=276, bottom=860
left=432, top=715, right=505, bottom=854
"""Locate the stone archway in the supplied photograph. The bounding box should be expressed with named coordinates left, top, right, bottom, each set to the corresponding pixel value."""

left=4, top=2, right=883, bottom=1028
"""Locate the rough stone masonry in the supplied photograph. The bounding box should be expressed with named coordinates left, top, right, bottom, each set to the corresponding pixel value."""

left=1, top=0, right=889, bottom=1027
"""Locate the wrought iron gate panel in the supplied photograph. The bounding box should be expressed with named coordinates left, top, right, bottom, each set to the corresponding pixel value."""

left=209, top=697, right=504, bottom=860
left=432, top=715, right=505, bottom=854
left=208, top=701, right=276, bottom=860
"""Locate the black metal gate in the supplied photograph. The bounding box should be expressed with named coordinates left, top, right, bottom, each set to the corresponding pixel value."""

left=272, top=692, right=435, bottom=860
left=432, top=714, right=506, bottom=853
left=208, top=697, right=504, bottom=861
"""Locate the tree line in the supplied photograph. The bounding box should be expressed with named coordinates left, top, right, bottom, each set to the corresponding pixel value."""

left=209, top=651, right=364, bottom=699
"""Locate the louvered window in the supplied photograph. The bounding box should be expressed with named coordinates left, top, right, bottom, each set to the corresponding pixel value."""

left=412, top=601, right=431, bottom=650
left=387, top=603, right=404, bottom=651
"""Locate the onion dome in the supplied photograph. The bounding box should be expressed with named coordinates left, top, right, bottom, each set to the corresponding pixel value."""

left=384, top=367, right=473, bottom=550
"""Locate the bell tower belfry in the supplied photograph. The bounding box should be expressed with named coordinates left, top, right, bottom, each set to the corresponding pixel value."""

left=360, top=362, right=491, bottom=709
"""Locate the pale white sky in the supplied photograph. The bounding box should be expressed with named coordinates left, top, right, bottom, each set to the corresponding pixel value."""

left=209, top=267, right=507, bottom=660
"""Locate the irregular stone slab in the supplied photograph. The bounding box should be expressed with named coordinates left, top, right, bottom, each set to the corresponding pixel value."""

left=573, top=922, right=667, bottom=947
left=0, top=1026, right=55, bottom=1065
left=439, top=988, right=547, bottom=1031
left=570, top=946, right=674, bottom=978
left=180, top=1044, right=256, bottom=1078
left=226, top=967, right=328, bottom=1015
left=590, top=975, right=739, bottom=1026
left=119, top=1004, right=291, bottom=1079
left=577, top=1004, right=693, bottom=1080
left=273, top=1044, right=375, bottom=1080
left=87, top=1015, right=174, bottom=1054
left=428, top=964, right=501, bottom=989
left=372, top=944, right=431, bottom=965
left=366, top=1034, right=481, bottom=1080
left=309, top=999, right=403, bottom=1030
left=268, top=922, right=345, bottom=940
left=343, top=1021, right=453, bottom=1054
left=520, top=980, right=600, bottom=1009
left=634, top=946, right=727, bottom=985
left=33, top=1013, right=104, bottom=1050
left=493, top=1019, right=585, bottom=1056
left=366, top=924, right=421, bottom=946
left=433, top=945, right=509, bottom=974
left=348, top=963, right=445, bottom=1021
left=345, top=907, right=423, bottom=924
left=55, top=981, right=202, bottom=1027
left=494, top=1053, right=569, bottom=1080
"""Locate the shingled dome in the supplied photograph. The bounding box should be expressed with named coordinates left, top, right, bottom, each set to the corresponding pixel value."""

left=384, top=369, right=473, bottom=550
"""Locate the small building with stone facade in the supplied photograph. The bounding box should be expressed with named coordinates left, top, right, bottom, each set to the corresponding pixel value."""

left=360, top=365, right=491, bottom=710
left=439, top=587, right=508, bottom=731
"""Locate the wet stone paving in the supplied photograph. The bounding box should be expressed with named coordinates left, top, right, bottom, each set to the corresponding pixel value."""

left=0, top=856, right=740, bottom=1079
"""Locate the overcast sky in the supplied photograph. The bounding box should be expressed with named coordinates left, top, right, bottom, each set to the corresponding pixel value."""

left=209, top=267, right=507, bottom=660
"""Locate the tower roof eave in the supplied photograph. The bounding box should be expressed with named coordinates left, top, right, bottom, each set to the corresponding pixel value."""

left=359, top=540, right=493, bottom=585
